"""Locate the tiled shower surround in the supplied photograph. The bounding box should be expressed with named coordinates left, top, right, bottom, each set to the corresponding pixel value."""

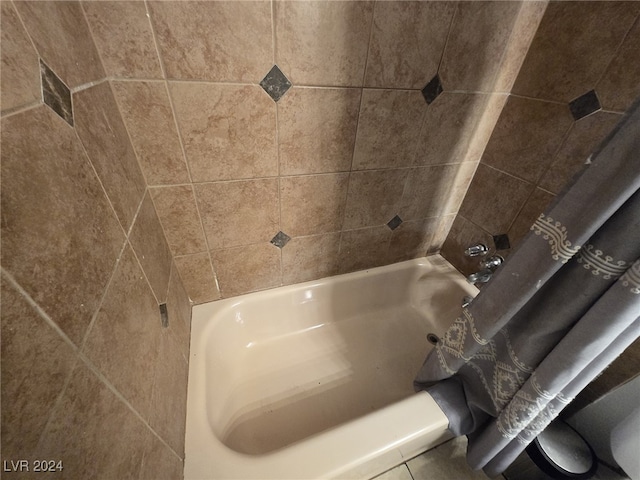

left=1, top=1, right=640, bottom=479
left=444, top=1, right=640, bottom=275
left=75, top=0, right=544, bottom=304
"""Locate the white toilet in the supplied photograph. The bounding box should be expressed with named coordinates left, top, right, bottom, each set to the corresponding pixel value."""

left=567, top=375, right=640, bottom=480
left=610, top=406, right=640, bottom=480
left=504, top=375, right=639, bottom=480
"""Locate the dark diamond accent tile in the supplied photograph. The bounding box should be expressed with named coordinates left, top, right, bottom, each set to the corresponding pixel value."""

left=421, top=74, right=443, bottom=105
left=569, top=90, right=601, bottom=121
left=159, top=303, right=169, bottom=328
left=260, top=65, right=292, bottom=102
left=493, top=233, right=511, bottom=251
left=387, top=215, right=403, bottom=231
left=270, top=231, right=291, bottom=249
left=40, top=60, right=73, bottom=126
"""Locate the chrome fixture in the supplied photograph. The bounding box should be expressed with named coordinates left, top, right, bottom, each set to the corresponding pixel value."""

left=464, top=243, right=489, bottom=257
left=467, top=269, right=494, bottom=284
left=464, top=245, right=504, bottom=284
left=480, top=255, right=504, bottom=270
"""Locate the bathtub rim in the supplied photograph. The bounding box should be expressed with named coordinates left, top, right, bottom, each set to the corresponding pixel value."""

left=184, top=255, right=473, bottom=479
left=184, top=389, right=453, bottom=480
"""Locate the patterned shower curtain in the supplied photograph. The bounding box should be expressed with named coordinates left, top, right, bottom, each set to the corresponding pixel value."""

left=414, top=100, right=640, bottom=476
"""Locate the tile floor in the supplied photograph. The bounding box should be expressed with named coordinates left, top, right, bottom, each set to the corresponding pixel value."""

left=371, top=437, right=500, bottom=480
left=371, top=436, right=630, bottom=480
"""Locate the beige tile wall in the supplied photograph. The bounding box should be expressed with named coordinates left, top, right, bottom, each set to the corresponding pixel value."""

left=1, top=1, right=191, bottom=478
left=3, top=1, right=639, bottom=478
left=69, top=0, right=548, bottom=303
left=442, top=1, right=640, bottom=407
left=444, top=1, right=640, bottom=276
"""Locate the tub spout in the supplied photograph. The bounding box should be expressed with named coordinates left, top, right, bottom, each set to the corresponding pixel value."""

left=467, top=255, right=503, bottom=284
left=467, top=269, right=493, bottom=284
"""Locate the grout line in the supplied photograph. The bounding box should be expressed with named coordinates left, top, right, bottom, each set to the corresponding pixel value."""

left=462, top=212, right=498, bottom=240
left=66, top=119, right=148, bottom=346
left=78, top=0, right=109, bottom=84
left=77, top=238, right=129, bottom=353
left=11, top=0, right=40, bottom=62
left=146, top=77, right=427, bottom=92
left=190, top=183, right=223, bottom=299
left=77, top=351, right=183, bottom=462
left=294, top=84, right=423, bottom=92
left=437, top=2, right=458, bottom=73
left=72, top=123, right=131, bottom=239
left=35, top=356, right=82, bottom=453
left=600, top=107, right=626, bottom=115
left=104, top=77, right=166, bottom=84
left=148, top=182, right=201, bottom=190
left=70, top=77, right=109, bottom=95
left=537, top=185, right=558, bottom=196
left=149, top=167, right=484, bottom=186
left=500, top=112, right=568, bottom=234
left=270, top=0, right=277, bottom=66
left=447, top=88, right=510, bottom=97
left=0, top=101, right=42, bottom=120
left=161, top=77, right=261, bottom=87
left=165, top=219, right=441, bottom=256
left=1, top=269, right=80, bottom=353
left=125, top=193, right=172, bottom=309
left=461, top=162, right=537, bottom=238
left=146, top=190, right=180, bottom=255
left=275, top=84, right=362, bottom=92
left=144, top=0, right=219, bottom=300
left=593, top=13, right=639, bottom=92
left=408, top=100, right=430, bottom=170
left=108, top=80, right=153, bottom=188
left=127, top=234, right=165, bottom=306
left=487, top=1, right=526, bottom=95
left=531, top=120, right=575, bottom=187
left=360, top=0, right=377, bottom=90
left=504, top=186, right=537, bottom=238
left=340, top=89, right=367, bottom=238
left=480, top=161, right=538, bottom=189
left=9, top=0, right=45, bottom=109
left=145, top=2, right=192, bottom=186
left=406, top=462, right=417, bottom=480
left=142, top=0, right=165, bottom=79
left=187, top=227, right=372, bottom=255
left=101, top=76, right=522, bottom=97
left=275, top=99, right=285, bottom=285
left=173, top=252, right=213, bottom=262
left=506, top=92, right=570, bottom=107
left=0, top=269, right=82, bottom=451
left=143, top=0, right=195, bottom=187
left=142, top=192, right=184, bottom=307
left=5, top=240, right=184, bottom=463
left=77, top=187, right=152, bottom=354
left=268, top=49, right=283, bottom=302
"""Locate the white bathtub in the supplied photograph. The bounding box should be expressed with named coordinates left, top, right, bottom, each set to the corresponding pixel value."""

left=184, top=255, right=478, bottom=479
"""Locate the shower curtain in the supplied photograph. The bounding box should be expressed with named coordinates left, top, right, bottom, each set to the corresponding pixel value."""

left=415, top=99, right=640, bottom=476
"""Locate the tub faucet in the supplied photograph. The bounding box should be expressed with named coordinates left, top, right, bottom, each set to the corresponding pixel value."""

left=467, top=269, right=493, bottom=284
left=480, top=255, right=503, bottom=270
left=465, top=246, right=504, bottom=284
left=464, top=243, right=489, bottom=257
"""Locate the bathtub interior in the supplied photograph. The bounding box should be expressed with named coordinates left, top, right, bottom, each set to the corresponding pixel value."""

left=185, top=255, right=478, bottom=478
left=205, top=256, right=474, bottom=454
left=220, top=299, right=434, bottom=455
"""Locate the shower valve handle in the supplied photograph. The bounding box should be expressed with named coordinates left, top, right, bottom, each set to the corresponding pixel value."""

left=481, top=255, right=504, bottom=270
left=464, top=243, right=489, bottom=257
